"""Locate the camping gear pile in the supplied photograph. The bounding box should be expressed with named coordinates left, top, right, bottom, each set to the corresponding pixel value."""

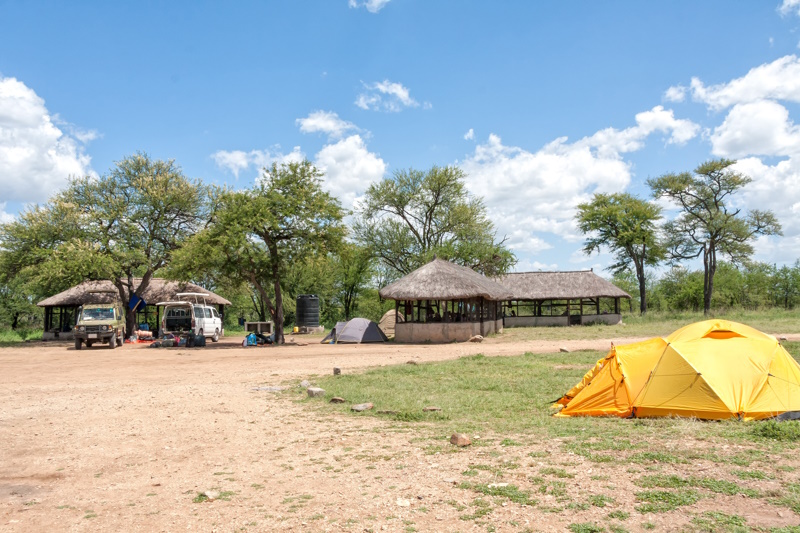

left=148, top=331, right=206, bottom=348
left=242, top=331, right=273, bottom=346
left=554, top=319, right=800, bottom=421
left=321, top=318, right=388, bottom=344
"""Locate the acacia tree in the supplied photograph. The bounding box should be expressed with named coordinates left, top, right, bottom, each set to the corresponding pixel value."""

left=354, top=165, right=515, bottom=277
left=174, top=160, right=345, bottom=344
left=0, top=153, right=207, bottom=335
left=575, top=193, right=664, bottom=315
left=648, top=159, right=782, bottom=315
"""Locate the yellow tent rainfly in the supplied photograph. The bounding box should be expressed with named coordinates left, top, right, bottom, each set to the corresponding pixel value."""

left=554, top=320, right=800, bottom=421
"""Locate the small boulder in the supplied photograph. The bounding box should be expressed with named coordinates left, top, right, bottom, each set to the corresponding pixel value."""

left=299, top=380, right=311, bottom=388
left=307, top=387, right=325, bottom=398
left=333, top=367, right=342, bottom=375
left=450, top=433, right=472, bottom=447
left=351, top=402, right=374, bottom=412
left=396, top=498, right=411, bottom=507
left=406, top=360, right=418, bottom=365
left=779, top=336, right=788, bottom=341
left=423, top=406, right=442, bottom=412
left=329, top=397, right=346, bottom=404
left=468, top=335, right=483, bottom=343
left=559, top=347, right=570, bottom=353
left=203, top=490, right=220, bottom=501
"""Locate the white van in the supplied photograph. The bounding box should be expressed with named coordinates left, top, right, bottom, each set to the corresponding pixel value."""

left=157, top=293, right=223, bottom=342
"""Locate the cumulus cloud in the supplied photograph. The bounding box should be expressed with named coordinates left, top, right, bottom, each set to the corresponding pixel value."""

left=212, top=146, right=305, bottom=179
left=348, top=0, right=390, bottom=13
left=296, top=110, right=358, bottom=140
left=677, top=55, right=800, bottom=110
left=355, top=80, right=428, bottom=112
left=0, top=76, right=95, bottom=203
left=0, top=203, right=14, bottom=224
left=459, top=106, right=699, bottom=256
left=664, top=85, right=687, bottom=103
left=779, top=0, right=800, bottom=17
left=464, top=128, right=475, bottom=141
left=314, top=134, right=386, bottom=210
left=711, top=100, right=800, bottom=158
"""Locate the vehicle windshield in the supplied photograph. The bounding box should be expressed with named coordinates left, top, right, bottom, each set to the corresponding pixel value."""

left=81, top=307, right=115, bottom=321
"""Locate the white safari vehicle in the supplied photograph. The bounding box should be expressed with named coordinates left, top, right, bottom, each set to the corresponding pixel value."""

left=157, top=293, right=223, bottom=342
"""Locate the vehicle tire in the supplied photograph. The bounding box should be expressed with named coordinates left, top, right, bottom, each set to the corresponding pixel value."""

left=212, top=329, right=219, bottom=342
left=87, top=340, right=94, bottom=348
left=75, top=339, right=82, bottom=350
left=109, top=334, right=117, bottom=349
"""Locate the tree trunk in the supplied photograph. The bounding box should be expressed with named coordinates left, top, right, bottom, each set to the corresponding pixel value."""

left=268, top=248, right=284, bottom=345
left=634, top=258, right=647, bottom=315
left=703, top=246, right=716, bottom=316
left=11, top=312, right=19, bottom=330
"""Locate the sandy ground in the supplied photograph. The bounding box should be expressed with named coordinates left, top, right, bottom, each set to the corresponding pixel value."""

left=2, top=334, right=800, bottom=532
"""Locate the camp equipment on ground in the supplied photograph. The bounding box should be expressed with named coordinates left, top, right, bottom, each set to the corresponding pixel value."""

left=554, top=319, right=800, bottom=421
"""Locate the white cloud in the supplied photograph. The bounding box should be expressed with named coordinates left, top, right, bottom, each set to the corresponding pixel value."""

left=779, top=0, right=800, bottom=17
left=0, top=203, right=14, bottom=224
left=685, top=55, right=800, bottom=110
left=711, top=100, right=800, bottom=158
left=460, top=107, right=699, bottom=255
left=464, top=128, right=475, bottom=141
left=212, top=146, right=305, bottom=179
left=355, top=80, right=424, bottom=112
left=664, top=85, right=687, bottom=103
left=314, top=134, right=386, bottom=210
left=512, top=259, right=559, bottom=272
left=0, top=76, right=95, bottom=203
left=348, top=0, right=390, bottom=13
left=296, top=110, right=358, bottom=139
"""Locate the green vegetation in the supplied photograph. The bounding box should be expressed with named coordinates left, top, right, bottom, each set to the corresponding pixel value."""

left=690, top=511, right=749, bottom=532
left=634, top=489, right=701, bottom=513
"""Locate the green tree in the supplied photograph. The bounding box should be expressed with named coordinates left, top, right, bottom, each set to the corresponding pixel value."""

left=354, top=165, right=515, bottom=277
left=576, top=192, right=664, bottom=315
left=648, top=159, right=782, bottom=315
left=173, top=160, right=345, bottom=344
left=0, top=153, right=208, bottom=335
left=772, top=261, right=800, bottom=309
left=332, top=243, right=375, bottom=320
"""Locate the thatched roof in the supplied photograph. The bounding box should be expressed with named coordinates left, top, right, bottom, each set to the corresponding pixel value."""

left=37, top=279, right=231, bottom=307
left=379, top=258, right=514, bottom=301
left=497, top=271, right=631, bottom=300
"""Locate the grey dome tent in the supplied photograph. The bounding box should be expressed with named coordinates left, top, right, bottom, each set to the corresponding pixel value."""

left=320, top=318, right=388, bottom=344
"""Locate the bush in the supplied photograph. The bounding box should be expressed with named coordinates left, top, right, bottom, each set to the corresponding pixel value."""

left=751, top=420, right=800, bottom=441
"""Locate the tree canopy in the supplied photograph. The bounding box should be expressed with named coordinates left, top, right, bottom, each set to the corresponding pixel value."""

left=576, top=192, right=664, bottom=314
left=0, top=152, right=208, bottom=334
left=354, top=165, right=515, bottom=277
left=648, top=158, right=782, bottom=315
left=172, top=160, right=346, bottom=344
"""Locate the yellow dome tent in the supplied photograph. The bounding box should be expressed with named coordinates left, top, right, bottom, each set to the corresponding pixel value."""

left=554, top=320, right=800, bottom=420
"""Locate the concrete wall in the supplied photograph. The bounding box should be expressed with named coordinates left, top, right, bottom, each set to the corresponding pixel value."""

left=395, top=319, right=503, bottom=343
left=580, top=313, right=622, bottom=325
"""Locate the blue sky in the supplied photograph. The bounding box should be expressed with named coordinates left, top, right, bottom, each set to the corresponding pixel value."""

left=2, top=1, right=800, bottom=273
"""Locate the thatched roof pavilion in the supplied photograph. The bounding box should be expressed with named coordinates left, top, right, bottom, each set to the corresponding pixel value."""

left=38, top=278, right=230, bottom=339
left=498, top=271, right=630, bottom=300
left=497, top=270, right=631, bottom=327
left=379, top=258, right=512, bottom=301
left=38, top=279, right=231, bottom=307
left=379, top=258, right=510, bottom=343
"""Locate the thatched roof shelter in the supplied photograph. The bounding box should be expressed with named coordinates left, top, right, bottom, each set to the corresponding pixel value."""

left=379, top=258, right=513, bottom=301
left=38, top=279, right=231, bottom=307
left=497, top=271, right=631, bottom=300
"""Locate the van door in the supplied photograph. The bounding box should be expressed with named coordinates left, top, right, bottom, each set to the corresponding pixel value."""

left=193, top=305, right=205, bottom=335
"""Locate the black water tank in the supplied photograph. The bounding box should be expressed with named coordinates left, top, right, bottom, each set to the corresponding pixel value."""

left=296, top=295, right=320, bottom=327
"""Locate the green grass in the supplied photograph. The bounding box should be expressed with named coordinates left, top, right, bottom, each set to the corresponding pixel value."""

left=690, top=511, right=749, bottom=532
left=634, top=474, right=759, bottom=497
left=0, top=328, right=41, bottom=346
left=499, top=308, right=800, bottom=343
left=634, top=489, right=701, bottom=513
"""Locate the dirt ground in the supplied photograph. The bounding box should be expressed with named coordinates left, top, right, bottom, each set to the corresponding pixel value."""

left=2, top=334, right=800, bottom=532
